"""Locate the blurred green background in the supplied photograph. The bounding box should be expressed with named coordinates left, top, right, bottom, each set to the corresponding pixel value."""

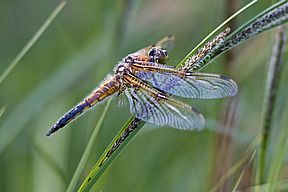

left=1, top=0, right=288, bottom=191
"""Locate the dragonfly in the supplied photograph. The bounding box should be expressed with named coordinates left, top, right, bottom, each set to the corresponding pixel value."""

left=46, top=36, right=238, bottom=136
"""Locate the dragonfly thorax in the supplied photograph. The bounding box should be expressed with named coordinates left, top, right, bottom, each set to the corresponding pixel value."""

left=115, top=61, right=132, bottom=75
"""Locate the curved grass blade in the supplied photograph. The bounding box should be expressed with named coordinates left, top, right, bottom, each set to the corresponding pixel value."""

left=266, top=126, right=288, bottom=192
left=256, top=25, right=287, bottom=186
left=209, top=134, right=260, bottom=192
left=0, top=1, right=67, bottom=84
left=231, top=151, right=256, bottom=192
left=261, top=27, right=287, bottom=191
left=0, top=105, right=7, bottom=118
left=244, top=180, right=288, bottom=191
left=177, top=0, right=258, bottom=69
left=195, top=0, right=288, bottom=72
left=79, top=117, right=144, bottom=191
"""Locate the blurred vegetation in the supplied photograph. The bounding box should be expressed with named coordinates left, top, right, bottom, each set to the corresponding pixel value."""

left=0, top=0, right=287, bottom=192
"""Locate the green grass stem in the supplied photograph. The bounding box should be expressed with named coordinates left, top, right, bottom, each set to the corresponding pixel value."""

left=256, top=25, right=287, bottom=187
left=66, top=99, right=112, bottom=192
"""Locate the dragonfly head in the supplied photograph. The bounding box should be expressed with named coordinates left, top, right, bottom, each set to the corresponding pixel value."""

left=148, top=46, right=169, bottom=64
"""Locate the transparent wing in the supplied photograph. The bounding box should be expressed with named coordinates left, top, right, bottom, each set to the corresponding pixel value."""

left=123, top=87, right=205, bottom=130
left=136, top=70, right=238, bottom=99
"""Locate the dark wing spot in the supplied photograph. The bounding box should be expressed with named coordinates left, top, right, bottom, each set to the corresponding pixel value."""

left=191, top=106, right=201, bottom=115
left=219, top=75, right=231, bottom=81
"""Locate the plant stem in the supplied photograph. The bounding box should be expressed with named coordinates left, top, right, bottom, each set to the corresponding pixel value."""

left=66, top=99, right=112, bottom=192
left=256, top=25, right=287, bottom=185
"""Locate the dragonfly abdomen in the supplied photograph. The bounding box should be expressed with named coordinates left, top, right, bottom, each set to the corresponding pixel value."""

left=46, top=75, right=120, bottom=136
left=46, top=100, right=90, bottom=136
left=85, top=75, right=121, bottom=105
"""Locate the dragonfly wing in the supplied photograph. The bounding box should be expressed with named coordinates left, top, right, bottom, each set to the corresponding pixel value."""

left=136, top=71, right=238, bottom=99
left=124, top=87, right=205, bottom=130
left=185, top=72, right=238, bottom=98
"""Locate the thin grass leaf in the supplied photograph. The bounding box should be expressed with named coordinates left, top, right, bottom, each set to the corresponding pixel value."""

left=246, top=180, right=288, bottom=192
left=266, top=32, right=288, bottom=191
left=209, top=134, right=260, bottom=192
left=231, top=151, right=257, bottom=192
left=256, top=25, right=287, bottom=186
left=267, top=133, right=288, bottom=192
left=66, top=98, right=112, bottom=192
left=193, top=0, right=288, bottom=72
left=79, top=118, right=144, bottom=191
left=177, top=0, right=258, bottom=69
left=209, top=151, right=255, bottom=192
left=232, top=170, right=244, bottom=192
left=78, top=2, right=288, bottom=191
left=0, top=105, right=7, bottom=118
left=0, top=1, right=67, bottom=84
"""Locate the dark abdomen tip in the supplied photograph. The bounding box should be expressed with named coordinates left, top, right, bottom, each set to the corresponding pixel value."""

left=46, top=101, right=89, bottom=136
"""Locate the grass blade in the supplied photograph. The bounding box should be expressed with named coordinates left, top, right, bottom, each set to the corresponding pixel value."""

left=0, top=1, right=67, bottom=84
left=78, top=117, right=144, bottom=191
left=192, top=0, right=288, bottom=72
left=66, top=98, right=112, bottom=192
left=209, top=134, right=260, bottom=192
left=256, top=25, right=287, bottom=186
left=231, top=151, right=256, bottom=192
left=0, top=105, right=7, bottom=118
left=264, top=27, right=288, bottom=192
left=245, top=180, right=288, bottom=191
left=177, top=0, right=258, bottom=68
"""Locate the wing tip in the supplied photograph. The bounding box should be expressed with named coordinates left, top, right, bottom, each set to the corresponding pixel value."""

left=191, top=106, right=201, bottom=115
left=219, top=74, right=230, bottom=81
left=191, top=106, right=205, bottom=130
left=219, top=75, right=238, bottom=97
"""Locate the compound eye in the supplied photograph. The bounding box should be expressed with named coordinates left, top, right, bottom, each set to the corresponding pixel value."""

left=148, top=47, right=169, bottom=64
left=162, top=50, right=167, bottom=56
left=157, top=49, right=169, bottom=64
left=148, top=48, right=157, bottom=57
